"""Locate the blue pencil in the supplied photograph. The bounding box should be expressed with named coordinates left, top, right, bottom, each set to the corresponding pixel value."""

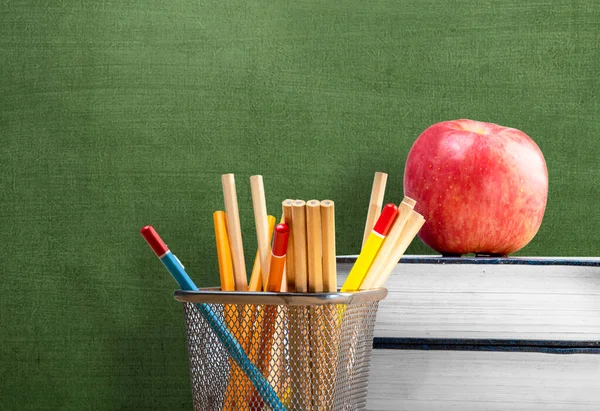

left=141, top=226, right=286, bottom=411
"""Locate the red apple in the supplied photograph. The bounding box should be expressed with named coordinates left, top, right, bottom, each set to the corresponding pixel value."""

left=403, top=119, right=548, bottom=256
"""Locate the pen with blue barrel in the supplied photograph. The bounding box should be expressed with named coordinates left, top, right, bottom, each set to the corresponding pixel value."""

left=140, top=225, right=286, bottom=411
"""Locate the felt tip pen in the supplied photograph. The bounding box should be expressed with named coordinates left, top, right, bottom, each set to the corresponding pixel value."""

left=266, top=223, right=290, bottom=292
left=341, top=203, right=399, bottom=292
left=140, top=225, right=197, bottom=291
left=140, top=225, right=287, bottom=411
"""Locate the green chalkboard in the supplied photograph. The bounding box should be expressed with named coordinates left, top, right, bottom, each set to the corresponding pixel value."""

left=1, top=0, right=598, bottom=409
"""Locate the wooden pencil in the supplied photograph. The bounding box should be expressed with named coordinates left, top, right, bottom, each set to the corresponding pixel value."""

left=306, top=200, right=324, bottom=409
left=282, top=200, right=295, bottom=292
left=403, top=196, right=416, bottom=208
left=362, top=172, right=388, bottom=248
left=372, top=210, right=425, bottom=288
left=359, top=197, right=415, bottom=290
left=292, top=200, right=308, bottom=293
left=320, top=200, right=337, bottom=292
left=250, top=175, right=271, bottom=291
left=306, top=200, right=323, bottom=293
left=291, top=201, right=310, bottom=409
left=278, top=214, right=288, bottom=292
left=221, top=173, right=247, bottom=291
left=248, top=215, right=276, bottom=292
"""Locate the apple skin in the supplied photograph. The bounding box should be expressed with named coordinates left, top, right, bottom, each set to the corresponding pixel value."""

left=403, top=119, right=548, bottom=256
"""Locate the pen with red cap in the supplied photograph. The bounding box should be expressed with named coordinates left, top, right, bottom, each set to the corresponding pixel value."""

left=265, top=223, right=289, bottom=292
left=341, top=203, right=399, bottom=291
left=140, top=225, right=286, bottom=411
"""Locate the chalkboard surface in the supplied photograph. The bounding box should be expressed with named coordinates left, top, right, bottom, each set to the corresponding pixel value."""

left=1, top=1, right=598, bottom=409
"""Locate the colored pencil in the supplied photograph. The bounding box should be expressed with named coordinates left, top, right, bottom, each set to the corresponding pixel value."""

left=214, top=210, right=241, bottom=409
left=213, top=211, right=235, bottom=292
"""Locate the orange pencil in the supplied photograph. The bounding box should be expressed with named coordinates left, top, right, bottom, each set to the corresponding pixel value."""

left=214, top=211, right=241, bottom=409
left=213, top=211, right=235, bottom=292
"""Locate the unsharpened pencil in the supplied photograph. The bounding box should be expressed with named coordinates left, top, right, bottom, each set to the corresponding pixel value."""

left=282, top=200, right=295, bottom=292
left=362, top=172, right=388, bottom=248
left=250, top=175, right=271, bottom=291
left=320, top=200, right=337, bottom=292
left=372, top=209, right=425, bottom=288
left=292, top=200, right=308, bottom=293
left=221, top=173, right=247, bottom=291
left=306, top=200, right=323, bottom=293
left=249, top=215, right=277, bottom=292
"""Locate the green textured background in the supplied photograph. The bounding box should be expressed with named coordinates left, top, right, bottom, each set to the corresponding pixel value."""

left=1, top=0, right=599, bottom=409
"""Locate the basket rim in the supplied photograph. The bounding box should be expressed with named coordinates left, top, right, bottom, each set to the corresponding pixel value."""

left=173, top=287, right=387, bottom=305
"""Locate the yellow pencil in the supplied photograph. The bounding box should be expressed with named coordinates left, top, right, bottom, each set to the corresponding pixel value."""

left=359, top=197, right=415, bottom=290
left=341, top=203, right=399, bottom=292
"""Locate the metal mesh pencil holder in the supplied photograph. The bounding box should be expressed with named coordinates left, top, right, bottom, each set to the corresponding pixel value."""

left=174, top=288, right=387, bottom=411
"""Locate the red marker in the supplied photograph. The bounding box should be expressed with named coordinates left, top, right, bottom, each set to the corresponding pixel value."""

left=265, top=224, right=290, bottom=292
left=372, top=204, right=399, bottom=236
left=140, top=225, right=196, bottom=291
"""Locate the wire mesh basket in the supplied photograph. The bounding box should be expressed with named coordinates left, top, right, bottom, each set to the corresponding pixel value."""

left=174, top=288, right=387, bottom=411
